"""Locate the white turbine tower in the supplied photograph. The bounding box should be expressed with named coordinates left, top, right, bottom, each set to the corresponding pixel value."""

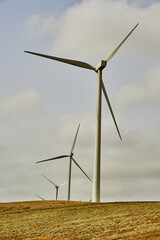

left=25, top=23, right=138, bottom=202
left=41, top=174, right=67, bottom=200
left=36, top=124, right=92, bottom=201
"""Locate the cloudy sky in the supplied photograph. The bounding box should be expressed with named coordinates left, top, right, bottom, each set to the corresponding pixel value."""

left=0, top=0, right=160, bottom=202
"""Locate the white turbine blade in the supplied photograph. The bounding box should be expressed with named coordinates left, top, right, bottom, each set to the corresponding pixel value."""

left=41, top=174, right=57, bottom=187
left=70, top=123, right=80, bottom=154
left=72, top=157, right=92, bottom=182
left=101, top=80, right=122, bottom=141
left=24, top=51, right=95, bottom=71
left=105, top=23, right=139, bottom=62
left=36, top=155, right=69, bottom=163
left=59, top=181, right=68, bottom=187
left=36, top=194, right=45, bottom=201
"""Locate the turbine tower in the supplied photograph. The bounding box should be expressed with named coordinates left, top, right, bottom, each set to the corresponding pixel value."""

left=41, top=174, right=67, bottom=200
left=25, top=23, right=138, bottom=202
left=36, top=124, right=92, bottom=201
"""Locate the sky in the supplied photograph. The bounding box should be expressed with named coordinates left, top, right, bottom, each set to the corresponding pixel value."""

left=0, top=0, right=160, bottom=203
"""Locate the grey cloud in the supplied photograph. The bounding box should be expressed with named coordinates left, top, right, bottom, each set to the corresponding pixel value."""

left=116, top=65, right=160, bottom=108
left=128, top=0, right=160, bottom=8
left=101, top=177, right=160, bottom=201
left=25, top=14, right=57, bottom=38
left=0, top=90, right=42, bottom=122
left=1, top=112, right=160, bottom=202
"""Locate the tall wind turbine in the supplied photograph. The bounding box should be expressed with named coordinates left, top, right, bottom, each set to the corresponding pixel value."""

left=41, top=174, right=67, bottom=200
left=25, top=23, right=138, bottom=202
left=36, top=124, right=92, bottom=201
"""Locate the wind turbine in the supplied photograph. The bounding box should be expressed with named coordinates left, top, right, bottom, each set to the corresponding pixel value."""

left=41, top=174, right=67, bottom=200
left=36, top=124, right=92, bottom=201
left=25, top=23, right=139, bottom=202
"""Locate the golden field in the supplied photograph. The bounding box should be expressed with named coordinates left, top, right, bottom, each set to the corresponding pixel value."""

left=0, top=200, right=160, bottom=240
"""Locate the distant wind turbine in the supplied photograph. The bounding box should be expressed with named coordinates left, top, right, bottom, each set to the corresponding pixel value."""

left=25, top=23, right=138, bottom=202
left=36, top=124, right=92, bottom=201
left=41, top=174, right=67, bottom=200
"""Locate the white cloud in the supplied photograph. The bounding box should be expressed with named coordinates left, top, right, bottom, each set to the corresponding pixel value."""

left=24, top=0, right=160, bottom=63
left=51, top=0, right=140, bottom=60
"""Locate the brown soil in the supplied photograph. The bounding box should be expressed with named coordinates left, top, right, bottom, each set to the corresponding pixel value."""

left=0, top=200, right=160, bottom=239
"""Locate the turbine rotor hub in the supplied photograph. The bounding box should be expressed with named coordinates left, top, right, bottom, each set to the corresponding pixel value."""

left=95, top=60, right=107, bottom=72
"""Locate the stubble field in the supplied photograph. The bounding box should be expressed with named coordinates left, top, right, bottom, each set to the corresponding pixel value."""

left=0, top=200, right=160, bottom=240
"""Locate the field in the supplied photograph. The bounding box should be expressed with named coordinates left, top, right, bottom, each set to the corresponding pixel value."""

left=0, top=200, right=160, bottom=240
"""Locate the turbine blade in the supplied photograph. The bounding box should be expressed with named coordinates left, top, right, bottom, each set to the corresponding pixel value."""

left=59, top=181, right=68, bottom=187
left=72, top=157, right=92, bottom=182
left=36, top=155, right=69, bottom=163
left=24, top=51, right=95, bottom=71
left=41, top=174, right=57, bottom=187
left=36, top=194, right=45, bottom=201
left=70, top=124, right=80, bottom=154
left=105, top=23, right=139, bottom=62
left=101, top=80, right=122, bottom=140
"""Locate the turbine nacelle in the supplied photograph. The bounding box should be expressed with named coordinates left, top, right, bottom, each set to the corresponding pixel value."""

left=41, top=174, right=67, bottom=200
left=95, top=60, right=107, bottom=72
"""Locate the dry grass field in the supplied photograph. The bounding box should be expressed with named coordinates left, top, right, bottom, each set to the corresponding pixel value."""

left=0, top=200, right=160, bottom=240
